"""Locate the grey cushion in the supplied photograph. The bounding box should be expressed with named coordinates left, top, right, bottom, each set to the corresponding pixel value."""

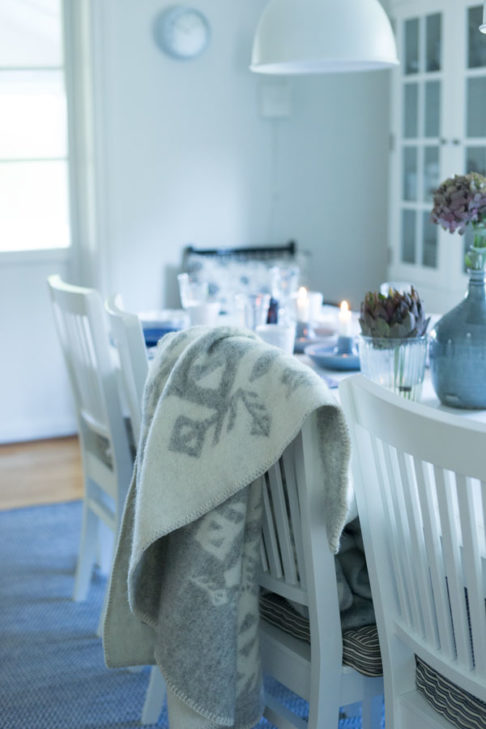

left=259, top=592, right=382, bottom=678
left=260, top=590, right=486, bottom=728
left=416, top=657, right=486, bottom=729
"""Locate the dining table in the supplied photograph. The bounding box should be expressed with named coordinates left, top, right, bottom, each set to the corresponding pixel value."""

left=144, top=302, right=486, bottom=426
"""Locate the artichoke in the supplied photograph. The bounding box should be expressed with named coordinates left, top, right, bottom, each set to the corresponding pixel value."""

left=359, top=287, right=429, bottom=339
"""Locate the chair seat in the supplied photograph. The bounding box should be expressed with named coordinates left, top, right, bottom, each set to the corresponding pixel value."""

left=261, top=593, right=486, bottom=729
left=259, top=592, right=383, bottom=678
left=416, top=657, right=486, bottom=729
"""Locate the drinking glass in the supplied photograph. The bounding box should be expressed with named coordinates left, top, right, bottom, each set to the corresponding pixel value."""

left=358, top=335, right=428, bottom=401
left=187, top=301, right=221, bottom=326
left=270, top=265, right=300, bottom=304
left=177, top=273, right=209, bottom=309
left=255, top=323, right=296, bottom=354
left=234, top=293, right=271, bottom=330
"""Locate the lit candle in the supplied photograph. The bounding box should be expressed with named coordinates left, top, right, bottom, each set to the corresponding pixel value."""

left=296, top=287, right=310, bottom=322
left=338, top=300, right=352, bottom=336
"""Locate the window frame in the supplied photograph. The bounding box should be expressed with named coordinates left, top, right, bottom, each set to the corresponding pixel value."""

left=0, top=0, right=75, bottom=260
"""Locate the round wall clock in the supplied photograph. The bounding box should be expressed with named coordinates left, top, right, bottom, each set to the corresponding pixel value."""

left=154, top=6, right=211, bottom=60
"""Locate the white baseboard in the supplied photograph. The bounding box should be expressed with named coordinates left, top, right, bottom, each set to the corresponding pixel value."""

left=0, top=416, right=78, bottom=444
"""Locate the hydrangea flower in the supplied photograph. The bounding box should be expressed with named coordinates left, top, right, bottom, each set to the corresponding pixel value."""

left=431, top=172, right=486, bottom=235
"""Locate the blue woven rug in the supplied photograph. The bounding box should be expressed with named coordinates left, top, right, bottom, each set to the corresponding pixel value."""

left=0, top=501, right=377, bottom=728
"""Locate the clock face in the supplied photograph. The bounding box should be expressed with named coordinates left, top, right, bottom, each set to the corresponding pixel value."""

left=155, top=7, right=210, bottom=60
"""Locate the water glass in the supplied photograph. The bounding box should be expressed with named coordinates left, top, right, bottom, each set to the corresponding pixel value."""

left=255, top=323, right=296, bottom=354
left=269, top=265, right=300, bottom=302
left=177, top=273, right=209, bottom=309
left=358, top=335, right=428, bottom=401
left=234, top=293, right=271, bottom=330
left=187, top=301, right=221, bottom=326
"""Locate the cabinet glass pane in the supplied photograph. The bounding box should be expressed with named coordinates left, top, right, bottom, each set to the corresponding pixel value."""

left=0, top=70, right=67, bottom=159
left=404, top=84, right=418, bottom=138
left=0, top=160, right=70, bottom=251
left=424, top=81, right=440, bottom=137
left=467, top=77, right=486, bottom=137
left=0, top=0, right=62, bottom=67
left=403, top=147, right=418, bottom=200
left=424, top=147, right=439, bottom=201
left=405, top=18, right=420, bottom=75
left=466, top=146, right=486, bottom=175
left=422, top=213, right=438, bottom=268
left=425, top=13, right=441, bottom=72
left=468, top=5, right=486, bottom=69
left=401, top=210, right=416, bottom=263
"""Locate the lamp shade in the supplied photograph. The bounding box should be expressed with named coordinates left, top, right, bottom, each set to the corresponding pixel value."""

left=480, top=1, right=486, bottom=33
left=251, top=0, right=399, bottom=74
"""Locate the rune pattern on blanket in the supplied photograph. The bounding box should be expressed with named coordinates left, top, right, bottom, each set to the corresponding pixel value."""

left=167, top=343, right=274, bottom=457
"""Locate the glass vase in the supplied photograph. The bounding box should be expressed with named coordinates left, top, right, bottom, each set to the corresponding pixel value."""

left=358, top=335, right=428, bottom=401
left=429, top=267, right=486, bottom=409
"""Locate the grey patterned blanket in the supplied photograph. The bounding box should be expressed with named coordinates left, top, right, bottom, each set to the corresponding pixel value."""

left=103, top=326, right=352, bottom=728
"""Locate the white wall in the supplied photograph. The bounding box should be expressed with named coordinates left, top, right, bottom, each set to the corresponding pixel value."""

left=0, top=252, right=77, bottom=442
left=0, top=0, right=392, bottom=443
left=95, top=0, right=391, bottom=312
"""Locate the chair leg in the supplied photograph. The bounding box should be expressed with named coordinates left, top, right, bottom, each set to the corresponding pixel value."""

left=73, top=504, right=98, bottom=601
left=141, top=667, right=166, bottom=725
left=96, top=521, right=114, bottom=576
left=96, top=584, right=109, bottom=638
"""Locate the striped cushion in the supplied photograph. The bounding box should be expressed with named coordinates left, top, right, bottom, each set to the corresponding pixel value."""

left=259, top=593, right=486, bottom=728
left=416, top=657, right=486, bottom=729
left=259, top=593, right=310, bottom=643
left=342, top=625, right=383, bottom=678
left=259, top=593, right=383, bottom=677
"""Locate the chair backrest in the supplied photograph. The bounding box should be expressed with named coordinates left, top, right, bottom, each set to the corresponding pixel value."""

left=47, top=275, right=133, bottom=512
left=258, top=414, right=345, bottom=720
left=182, top=241, right=302, bottom=314
left=260, top=414, right=341, bottom=618
left=105, top=294, right=148, bottom=445
left=183, top=240, right=297, bottom=264
left=340, top=375, right=486, bottom=709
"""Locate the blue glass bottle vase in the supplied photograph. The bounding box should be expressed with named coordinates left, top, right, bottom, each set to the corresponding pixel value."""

left=429, top=268, right=486, bottom=409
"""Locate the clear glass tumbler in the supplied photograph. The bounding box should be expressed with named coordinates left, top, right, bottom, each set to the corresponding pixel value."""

left=358, top=335, right=428, bottom=401
left=234, top=293, right=271, bottom=330
left=177, top=273, right=209, bottom=309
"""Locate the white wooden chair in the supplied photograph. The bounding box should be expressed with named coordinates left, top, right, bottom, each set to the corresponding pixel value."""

left=105, top=294, right=148, bottom=445
left=119, top=400, right=383, bottom=727
left=47, top=275, right=133, bottom=604
left=104, top=294, right=166, bottom=725
left=340, top=374, right=486, bottom=729
left=258, top=414, right=383, bottom=729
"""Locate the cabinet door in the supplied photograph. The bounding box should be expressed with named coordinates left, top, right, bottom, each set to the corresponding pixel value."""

left=388, top=1, right=449, bottom=311
left=388, top=0, right=486, bottom=313
left=454, top=2, right=486, bottom=292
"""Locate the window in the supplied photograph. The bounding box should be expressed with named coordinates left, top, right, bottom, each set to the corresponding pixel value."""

left=0, top=0, right=70, bottom=252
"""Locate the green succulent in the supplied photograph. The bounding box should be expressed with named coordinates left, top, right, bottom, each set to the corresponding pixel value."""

left=359, top=287, right=430, bottom=339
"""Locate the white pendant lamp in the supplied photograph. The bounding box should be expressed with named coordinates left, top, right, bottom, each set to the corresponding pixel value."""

left=480, top=2, right=486, bottom=33
left=251, top=0, right=399, bottom=74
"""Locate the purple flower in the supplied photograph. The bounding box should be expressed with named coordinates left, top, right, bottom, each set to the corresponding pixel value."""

left=430, top=173, right=486, bottom=234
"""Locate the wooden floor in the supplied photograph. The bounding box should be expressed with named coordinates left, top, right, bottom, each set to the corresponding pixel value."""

left=0, top=436, right=84, bottom=511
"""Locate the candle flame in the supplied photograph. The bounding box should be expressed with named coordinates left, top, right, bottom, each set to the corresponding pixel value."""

left=297, top=286, right=308, bottom=300
left=340, top=300, right=349, bottom=313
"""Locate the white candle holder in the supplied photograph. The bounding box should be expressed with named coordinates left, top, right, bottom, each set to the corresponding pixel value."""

left=335, top=335, right=355, bottom=355
left=294, top=320, right=317, bottom=354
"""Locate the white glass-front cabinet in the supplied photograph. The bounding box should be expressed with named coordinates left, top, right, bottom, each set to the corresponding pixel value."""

left=388, top=0, right=486, bottom=313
